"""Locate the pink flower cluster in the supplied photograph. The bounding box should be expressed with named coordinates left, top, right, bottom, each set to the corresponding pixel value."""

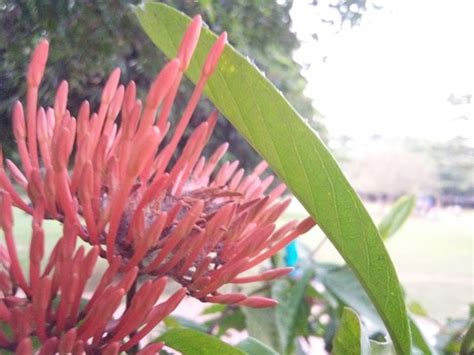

left=0, top=15, right=314, bottom=353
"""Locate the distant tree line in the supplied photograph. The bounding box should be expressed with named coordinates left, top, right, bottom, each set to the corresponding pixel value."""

left=340, top=135, right=474, bottom=206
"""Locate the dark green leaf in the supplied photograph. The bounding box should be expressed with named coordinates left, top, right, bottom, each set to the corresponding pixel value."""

left=216, top=307, right=246, bottom=336
left=435, top=318, right=468, bottom=353
left=320, top=264, right=434, bottom=354
left=410, top=316, right=435, bottom=355
left=243, top=269, right=313, bottom=354
left=294, top=298, right=311, bottom=338
left=332, top=307, right=370, bottom=355
left=156, top=328, right=245, bottom=355
left=134, top=3, right=411, bottom=353
left=236, top=337, right=279, bottom=355
left=460, top=321, right=474, bottom=355
left=378, top=195, right=416, bottom=240
left=318, top=265, right=386, bottom=335
left=272, top=268, right=313, bottom=353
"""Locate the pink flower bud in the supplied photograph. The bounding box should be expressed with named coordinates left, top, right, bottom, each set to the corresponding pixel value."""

left=238, top=296, right=279, bottom=308
left=27, top=39, right=49, bottom=87
left=177, top=15, right=202, bottom=70
left=203, top=32, right=227, bottom=77
left=101, top=68, right=121, bottom=105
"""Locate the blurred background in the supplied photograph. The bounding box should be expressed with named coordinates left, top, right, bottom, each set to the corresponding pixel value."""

left=0, top=0, right=472, bottom=329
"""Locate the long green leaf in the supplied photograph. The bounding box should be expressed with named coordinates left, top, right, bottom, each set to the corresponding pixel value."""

left=460, top=321, right=474, bottom=355
left=272, top=268, right=313, bottom=353
left=236, top=337, right=279, bottom=355
left=378, top=195, right=416, bottom=240
left=409, top=317, right=435, bottom=355
left=320, top=264, right=434, bottom=354
left=333, top=307, right=371, bottom=355
left=242, top=269, right=313, bottom=354
left=242, top=307, right=280, bottom=351
left=156, top=328, right=245, bottom=355
left=318, top=264, right=386, bottom=335
left=134, top=3, right=410, bottom=353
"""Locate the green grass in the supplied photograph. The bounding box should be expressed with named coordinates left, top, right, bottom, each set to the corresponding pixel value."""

left=7, top=200, right=473, bottom=322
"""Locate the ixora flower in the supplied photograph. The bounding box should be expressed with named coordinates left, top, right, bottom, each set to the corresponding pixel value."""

left=0, top=191, right=182, bottom=354
left=0, top=15, right=314, bottom=353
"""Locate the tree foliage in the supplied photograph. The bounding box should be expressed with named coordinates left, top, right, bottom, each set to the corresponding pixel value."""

left=429, top=137, right=474, bottom=197
left=0, top=0, right=322, bottom=169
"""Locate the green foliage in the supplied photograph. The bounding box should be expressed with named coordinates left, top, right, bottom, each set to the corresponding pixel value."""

left=242, top=269, right=313, bottom=354
left=156, top=328, right=245, bottom=355
left=317, top=264, right=386, bottom=335
left=201, top=304, right=247, bottom=336
left=378, top=195, right=416, bottom=240
left=243, top=307, right=281, bottom=351
left=0, top=0, right=320, bottom=170
left=0, top=0, right=156, bottom=156
left=409, top=317, right=435, bottom=355
left=460, top=321, right=474, bottom=355
left=214, top=308, right=247, bottom=337
left=236, top=337, right=279, bottom=355
left=429, top=137, right=474, bottom=198
left=435, top=313, right=473, bottom=355
left=317, top=263, right=435, bottom=354
left=135, top=3, right=411, bottom=353
left=316, top=196, right=434, bottom=353
left=272, top=269, right=314, bottom=352
left=164, top=315, right=209, bottom=333
left=332, top=307, right=370, bottom=355
left=369, top=340, right=396, bottom=355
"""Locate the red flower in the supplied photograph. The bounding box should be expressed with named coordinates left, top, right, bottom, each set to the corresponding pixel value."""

left=0, top=190, right=183, bottom=353
left=0, top=14, right=314, bottom=354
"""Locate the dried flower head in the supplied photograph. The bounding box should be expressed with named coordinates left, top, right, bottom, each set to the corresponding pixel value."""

left=0, top=17, right=315, bottom=352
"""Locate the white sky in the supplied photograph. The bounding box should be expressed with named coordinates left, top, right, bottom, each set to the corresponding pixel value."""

left=291, top=0, right=474, bottom=142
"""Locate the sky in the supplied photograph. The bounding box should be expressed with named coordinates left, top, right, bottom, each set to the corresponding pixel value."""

left=290, top=0, right=474, bottom=142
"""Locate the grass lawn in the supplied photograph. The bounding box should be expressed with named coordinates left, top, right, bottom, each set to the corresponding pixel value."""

left=8, top=199, right=473, bottom=323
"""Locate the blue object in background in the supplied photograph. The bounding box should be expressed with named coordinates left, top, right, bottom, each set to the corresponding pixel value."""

left=284, top=240, right=298, bottom=267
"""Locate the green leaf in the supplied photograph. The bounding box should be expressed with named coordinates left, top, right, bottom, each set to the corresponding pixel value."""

left=243, top=307, right=280, bottom=352
left=272, top=268, right=313, bottom=353
left=332, top=307, right=370, bottom=355
left=156, top=328, right=245, bottom=355
left=134, top=3, right=411, bottom=353
left=370, top=340, right=396, bottom=355
left=204, top=307, right=246, bottom=336
left=320, top=264, right=434, bottom=354
left=408, top=302, right=429, bottom=317
left=201, top=304, right=226, bottom=315
left=164, top=315, right=209, bottom=333
left=318, top=265, right=386, bottom=335
left=243, top=269, right=313, bottom=354
left=409, top=316, right=435, bottom=355
left=460, top=321, right=474, bottom=355
left=236, top=337, right=279, bottom=355
left=436, top=318, right=470, bottom=353
left=378, top=195, right=416, bottom=240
